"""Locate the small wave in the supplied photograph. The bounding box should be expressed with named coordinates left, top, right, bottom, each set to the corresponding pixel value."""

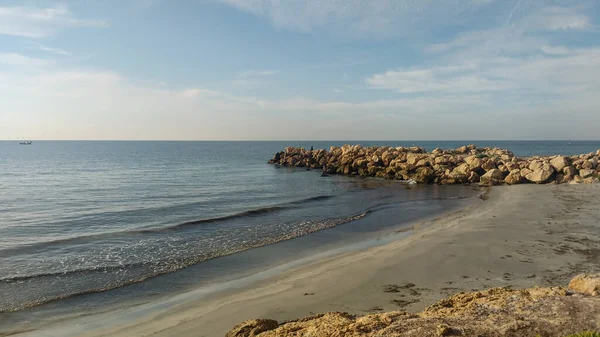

left=0, top=202, right=323, bottom=257
left=0, top=263, right=142, bottom=283
left=0, top=195, right=336, bottom=256
left=293, top=195, right=334, bottom=203
left=155, top=206, right=289, bottom=231
left=0, top=210, right=369, bottom=312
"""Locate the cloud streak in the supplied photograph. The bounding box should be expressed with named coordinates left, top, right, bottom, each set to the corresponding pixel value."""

left=232, top=69, right=279, bottom=87
left=0, top=52, right=52, bottom=67
left=213, top=0, right=499, bottom=38
left=0, top=4, right=107, bottom=37
left=24, top=41, right=71, bottom=55
left=3, top=63, right=600, bottom=140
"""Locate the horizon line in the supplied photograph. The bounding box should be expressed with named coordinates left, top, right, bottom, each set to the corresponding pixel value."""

left=3, top=139, right=600, bottom=142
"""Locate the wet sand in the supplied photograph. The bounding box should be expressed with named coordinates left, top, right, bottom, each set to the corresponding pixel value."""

left=27, top=184, right=600, bottom=337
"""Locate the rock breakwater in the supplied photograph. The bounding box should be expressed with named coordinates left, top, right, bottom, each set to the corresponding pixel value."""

left=268, top=145, right=600, bottom=185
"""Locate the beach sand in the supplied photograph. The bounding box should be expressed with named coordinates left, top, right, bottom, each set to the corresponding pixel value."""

left=68, top=184, right=600, bottom=337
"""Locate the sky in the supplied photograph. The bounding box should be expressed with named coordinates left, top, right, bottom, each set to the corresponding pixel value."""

left=0, top=0, right=599, bottom=140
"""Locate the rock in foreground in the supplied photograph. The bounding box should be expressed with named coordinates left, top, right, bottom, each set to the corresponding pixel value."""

left=227, top=274, right=600, bottom=337
left=268, top=145, right=600, bottom=185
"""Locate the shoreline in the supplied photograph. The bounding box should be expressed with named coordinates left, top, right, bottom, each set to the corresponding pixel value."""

left=6, top=185, right=478, bottom=337
left=13, top=184, right=600, bottom=337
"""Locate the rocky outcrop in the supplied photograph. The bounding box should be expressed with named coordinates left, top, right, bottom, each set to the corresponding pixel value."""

left=226, top=319, right=278, bottom=337
left=268, top=145, right=600, bottom=185
left=228, top=275, right=600, bottom=337
left=569, top=273, right=600, bottom=296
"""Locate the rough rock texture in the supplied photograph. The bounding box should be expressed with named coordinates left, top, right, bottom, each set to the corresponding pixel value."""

left=504, top=169, right=523, bottom=185
left=480, top=168, right=504, bottom=186
left=569, top=274, right=600, bottom=296
left=226, top=319, right=279, bottom=337
left=525, top=164, right=555, bottom=184
left=550, top=156, right=569, bottom=172
left=268, top=145, right=600, bottom=185
left=228, top=275, right=600, bottom=337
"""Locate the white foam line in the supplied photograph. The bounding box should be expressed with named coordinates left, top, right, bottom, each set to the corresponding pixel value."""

left=15, top=229, right=413, bottom=337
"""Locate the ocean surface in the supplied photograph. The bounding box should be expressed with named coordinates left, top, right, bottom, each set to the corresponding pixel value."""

left=1, top=140, right=599, bottom=333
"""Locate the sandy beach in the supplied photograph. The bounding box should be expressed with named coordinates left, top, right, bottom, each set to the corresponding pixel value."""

left=33, top=184, right=600, bottom=337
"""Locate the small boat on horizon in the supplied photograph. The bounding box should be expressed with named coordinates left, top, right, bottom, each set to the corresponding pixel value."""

left=19, top=141, right=32, bottom=145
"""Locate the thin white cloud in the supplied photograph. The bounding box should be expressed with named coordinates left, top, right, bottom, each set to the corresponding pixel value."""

left=366, top=65, right=513, bottom=93
left=537, top=6, right=591, bottom=31
left=178, top=88, right=223, bottom=98
left=24, top=41, right=70, bottom=55
left=2, top=1, right=599, bottom=140
left=239, top=70, right=279, bottom=78
left=410, top=2, right=597, bottom=99
left=232, top=69, right=279, bottom=87
left=214, top=0, right=498, bottom=38
left=2, top=65, right=600, bottom=140
left=0, top=4, right=107, bottom=37
left=367, top=47, right=600, bottom=99
left=541, top=45, right=572, bottom=55
left=0, top=52, right=51, bottom=67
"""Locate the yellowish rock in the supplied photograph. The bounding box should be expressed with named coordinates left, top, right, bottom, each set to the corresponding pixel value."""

left=229, top=276, right=600, bottom=337
left=568, top=274, right=600, bottom=296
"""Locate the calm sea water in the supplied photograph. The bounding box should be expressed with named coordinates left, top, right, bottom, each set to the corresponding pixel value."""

left=1, top=140, right=599, bottom=333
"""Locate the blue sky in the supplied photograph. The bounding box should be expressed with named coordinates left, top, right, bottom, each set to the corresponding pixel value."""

left=1, top=0, right=599, bottom=140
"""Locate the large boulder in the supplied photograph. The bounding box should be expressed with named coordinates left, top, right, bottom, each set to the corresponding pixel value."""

left=580, top=169, right=596, bottom=178
left=396, top=163, right=415, bottom=172
left=481, top=159, right=496, bottom=172
left=433, top=164, right=449, bottom=174
left=367, top=166, right=384, bottom=176
left=573, top=159, right=585, bottom=169
left=520, top=168, right=532, bottom=178
left=528, top=160, right=544, bottom=171
left=353, top=158, right=369, bottom=169
left=415, top=159, right=430, bottom=167
left=582, top=160, right=594, bottom=170
left=226, top=318, right=279, bottom=337
left=408, top=146, right=426, bottom=153
left=447, top=171, right=468, bottom=184
left=504, top=169, right=523, bottom=185
left=464, top=156, right=484, bottom=169
left=525, top=164, right=555, bottom=184
left=468, top=171, right=480, bottom=183
left=455, top=145, right=469, bottom=154
left=480, top=169, right=504, bottom=186
left=406, top=153, right=425, bottom=166
left=434, top=155, right=450, bottom=165
left=452, top=163, right=471, bottom=176
left=563, top=166, right=578, bottom=177
left=381, top=151, right=397, bottom=166
left=504, top=161, right=520, bottom=171
left=549, top=156, right=569, bottom=172
left=412, top=167, right=435, bottom=183
left=569, top=274, right=600, bottom=296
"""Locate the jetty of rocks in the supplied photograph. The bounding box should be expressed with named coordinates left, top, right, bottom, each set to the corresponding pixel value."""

left=268, top=145, right=600, bottom=185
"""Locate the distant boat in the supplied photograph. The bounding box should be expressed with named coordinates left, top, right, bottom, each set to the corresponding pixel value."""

left=19, top=141, right=32, bottom=145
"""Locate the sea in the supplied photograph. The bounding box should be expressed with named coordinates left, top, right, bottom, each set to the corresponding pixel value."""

left=1, top=140, right=599, bottom=335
